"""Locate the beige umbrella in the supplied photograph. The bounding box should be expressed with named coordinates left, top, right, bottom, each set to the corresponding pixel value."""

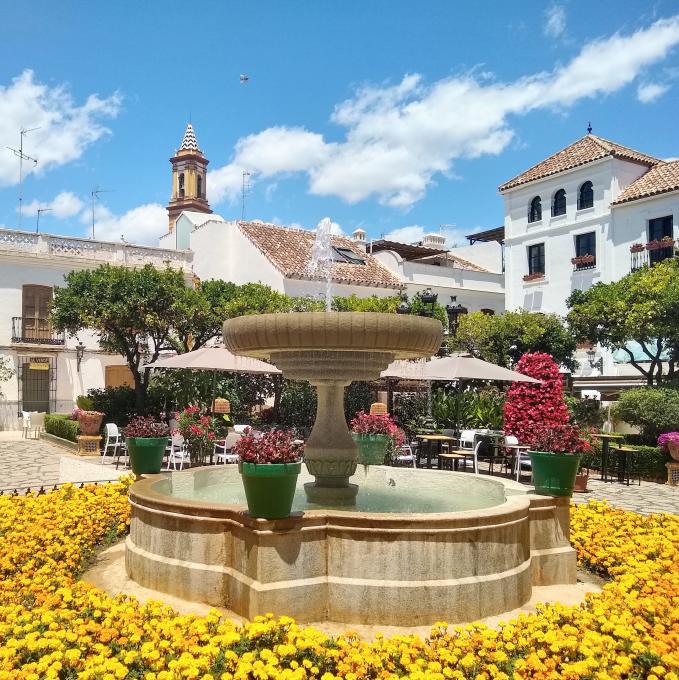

left=381, top=355, right=540, bottom=383
left=143, top=346, right=281, bottom=374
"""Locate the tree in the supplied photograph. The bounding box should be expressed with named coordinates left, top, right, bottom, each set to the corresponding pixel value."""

left=611, top=386, right=679, bottom=442
left=0, top=356, right=14, bottom=399
left=450, top=309, right=577, bottom=371
left=503, top=352, right=570, bottom=446
left=51, top=265, right=190, bottom=412
left=567, top=259, right=679, bottom=385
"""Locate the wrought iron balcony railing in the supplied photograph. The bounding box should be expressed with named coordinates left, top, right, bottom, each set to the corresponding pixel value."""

left=630, top=239, right=678, bottom=272
left=11, top=317, right=65, bottom=345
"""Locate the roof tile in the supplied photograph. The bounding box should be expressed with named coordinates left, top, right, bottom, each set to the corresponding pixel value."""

left=499, top=134, right=660, bottom=191
left=238, top=221, right=403, bottom=289
left=613, top=160, right=679, bottom=205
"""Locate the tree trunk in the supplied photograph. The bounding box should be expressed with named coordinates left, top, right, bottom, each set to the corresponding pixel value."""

left=272, top=375, right=283, bottom=423
left=134, top=379, right=147, bottom=414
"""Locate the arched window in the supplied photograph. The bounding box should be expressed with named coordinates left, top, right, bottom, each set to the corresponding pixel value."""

left=197, top=175, right=203, bottom=198
left=178, top=173, right=185, bottom=198
left=578, top=181, right=593, bottom=210
left=528, top=196, right=542, bottom=223
left=552, top=189, right=566, bottom=217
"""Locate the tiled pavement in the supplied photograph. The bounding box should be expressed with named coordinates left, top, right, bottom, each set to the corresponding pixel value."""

left=0, top=436, right=678, bottom=515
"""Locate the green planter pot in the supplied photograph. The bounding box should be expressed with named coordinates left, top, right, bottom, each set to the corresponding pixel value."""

left=239, top=461, right=302, bottom=519
left=126, top=437, right=167, bottom=475
left=528, top=451, right=582, bottom=497
left=352, top=433, right=389, bottom=465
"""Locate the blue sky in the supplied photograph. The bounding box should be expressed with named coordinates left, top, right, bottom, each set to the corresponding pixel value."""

left=1, top=1, right=678, bottom=246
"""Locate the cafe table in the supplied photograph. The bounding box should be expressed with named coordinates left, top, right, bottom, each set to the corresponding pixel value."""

left=416, top=434, right=457, bottom=469
left=593, top=433, right=625, bottom=482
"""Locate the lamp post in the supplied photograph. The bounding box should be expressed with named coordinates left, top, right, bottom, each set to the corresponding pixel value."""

left=76, top=342, right=85, bottom=371
left=586, top=348, right=604, bottom=373
left=445, top=296, right=467, bottom=335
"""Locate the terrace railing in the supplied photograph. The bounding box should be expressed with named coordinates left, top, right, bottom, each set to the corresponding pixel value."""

left=630, top=238, right=678, bottom=272
left=11, top=317, right=65, bottom=345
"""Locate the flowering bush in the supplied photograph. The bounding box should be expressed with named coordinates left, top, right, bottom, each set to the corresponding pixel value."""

left=233, top=427, right=303, bottom=463
left=123, top=415, right=170, bottom=438
left=530, top=423, right=591, bottom=454
left=504, top=352, right=572, bottom=448
left=0, top=487, right=677, bottom=679
left=658, top=431, right=679, bottom=449
left=350, top=410, right=405, bottom=446
left=174, top=405, right=218, bottom=464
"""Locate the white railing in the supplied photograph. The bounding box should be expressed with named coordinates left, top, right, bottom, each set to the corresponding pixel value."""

left=0, top=229, right=192, bottom=270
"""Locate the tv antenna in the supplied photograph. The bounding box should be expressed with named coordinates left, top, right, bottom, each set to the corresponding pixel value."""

left=90, top=187, right=115, bottom=239
left=36, top=207, right=52, bottom=233
left=239, top=74, right=249, bottom=84
left=241, top=170, right=252, bottom=220
left=7, top=127, right=40, bottom=230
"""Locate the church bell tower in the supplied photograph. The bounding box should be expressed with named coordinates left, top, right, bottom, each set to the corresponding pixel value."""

left=166, top=123, right=212, bottom=233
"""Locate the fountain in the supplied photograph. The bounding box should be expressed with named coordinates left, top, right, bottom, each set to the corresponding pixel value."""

left=125, top=222, right=577, bottom=625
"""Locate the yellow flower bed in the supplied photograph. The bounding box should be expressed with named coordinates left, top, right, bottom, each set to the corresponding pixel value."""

left=0, top=487, right=677, bottom=679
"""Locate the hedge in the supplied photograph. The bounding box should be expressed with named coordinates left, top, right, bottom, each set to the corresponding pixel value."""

left=581, top=443, right=670, bottom=481
left=44, top=414, right=79, bottom=442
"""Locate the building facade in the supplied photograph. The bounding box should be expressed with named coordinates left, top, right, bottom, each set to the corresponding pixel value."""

left=0, top=230, right=192, bottom=429
left=500, top=133, right=679, bottom=391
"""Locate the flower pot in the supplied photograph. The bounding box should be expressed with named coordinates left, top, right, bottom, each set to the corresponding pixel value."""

left=126, top=436, right=167, bottom=475
left=352, top=433, right=389, bottom=465
left=239, top=461, right=301, bottom=519
left=573, top=470, right=589, bottom=493
left=528, top=451, right=582, bottom=497
left=77, top=411, right=103, bottom=435
left=668, top=441, right=679, bottom=462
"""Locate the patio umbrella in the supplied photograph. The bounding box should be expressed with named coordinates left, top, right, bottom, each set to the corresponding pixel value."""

left=142, top=346, right=281, bottom=410
left=381, top=355, right=540, bottom=383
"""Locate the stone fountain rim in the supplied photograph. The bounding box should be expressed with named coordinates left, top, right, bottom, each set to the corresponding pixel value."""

left=128, top=467, right=529, bottom=528
left=223, top=311, right=443, bottom=360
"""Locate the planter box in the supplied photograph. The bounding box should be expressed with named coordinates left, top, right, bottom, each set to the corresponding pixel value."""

left=528, top=451, right=581, bottom=497
left=352, top=433, right=389, bottom=465
left=126, top=437, right=167, bottom=475
left=239, top=461, right=301, bottom=519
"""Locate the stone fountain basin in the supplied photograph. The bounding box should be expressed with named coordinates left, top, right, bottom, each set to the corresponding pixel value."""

left=126, top=466, right=576, bottom=626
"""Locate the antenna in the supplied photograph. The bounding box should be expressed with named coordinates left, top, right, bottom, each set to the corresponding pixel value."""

left=36, top=207, right=52, bottom=233
left=439, top=223, right=456, bottom=233
left=90, top=187, right=115, bottom=239
left=239, top=74, right=249, bottom=83
left=241, top=171, right=252, bottom=220
left=7, top=127, right=40, bottom=229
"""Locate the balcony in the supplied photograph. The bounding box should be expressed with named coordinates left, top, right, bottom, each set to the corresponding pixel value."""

left=11, top=317, right=65, bottom=345
left=630, top=238, right=678, bottom=272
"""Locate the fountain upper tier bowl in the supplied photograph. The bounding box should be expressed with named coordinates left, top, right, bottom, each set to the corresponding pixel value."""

left=222, top=311, right=443, bottom=381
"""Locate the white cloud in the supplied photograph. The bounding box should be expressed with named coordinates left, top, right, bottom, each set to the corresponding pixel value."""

left=209, top=16, right=679, bottom=210
left=83, top=203, right=167, bottom=245
left=544, top=5, right=567, bottom=39
left=637, top=81, right=670, bottom=102
left=383, top=224, right=467, bottom=248
left=23, top=191, right=84, bottom=219
left=0, top=70, right=121, bottom=186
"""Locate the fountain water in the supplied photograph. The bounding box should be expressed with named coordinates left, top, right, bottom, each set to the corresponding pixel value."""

left=307, top=217, right=334, bottom=312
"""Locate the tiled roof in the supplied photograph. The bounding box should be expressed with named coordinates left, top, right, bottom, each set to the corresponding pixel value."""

left=417, top=252, right=490, bottom=273
left=238, top=221, right=403, bottom=289
left=613, top=160, right=679, bottom=205
left=179, top=123, right=201, bottom=152
left=499, top=134, right=660, bottom=191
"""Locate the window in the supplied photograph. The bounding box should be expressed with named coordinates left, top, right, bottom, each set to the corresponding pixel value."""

left=578, top=181, right=594, bottom=210
left=574, top=232, right=596, bottom=269
left=648, top=215, right=674, bottom=265
left=197, top=175, right=203, bottom=198
left=528, top=196, right=542, bottom=223
left=22, top=285, right=53, bottom=341
left=333, top=247, right=366, bottom=264
left=551, top=189, right=566, bottom=217
left=178, top=173, right=185, bottom=198
left=528, top=243, right=545, bottom=275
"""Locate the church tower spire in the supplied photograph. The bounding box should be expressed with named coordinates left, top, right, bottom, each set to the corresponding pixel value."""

left=166, top=122, right=212, bottom=233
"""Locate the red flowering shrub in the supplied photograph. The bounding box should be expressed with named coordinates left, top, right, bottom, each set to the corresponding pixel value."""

left=174, top=405, right=218, bottom=464
left=233, top=428, right=303, bottom=464
left=123, top=415, right=170, bottom=438
left=350, top=411, right=405, bottom=447
left=504, top=352, right=573, bottom=448
left=531, top=423, right=591, bottom=454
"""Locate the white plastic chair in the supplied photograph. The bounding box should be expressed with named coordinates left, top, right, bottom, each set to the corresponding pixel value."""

left=102, top=423, right=124, bottom=465
left=233, top=424, right=249, bottom=435
left=394, top=443, right=417, bottom=468
left=459, top=430, right=476, bottom=449
left=214, top=442, right=239, bottom=464
left=29, top=412, right=46, bottom=439
left=21, top=412, right=31, bottom=439
left=166, top=434, right=191, bottom=470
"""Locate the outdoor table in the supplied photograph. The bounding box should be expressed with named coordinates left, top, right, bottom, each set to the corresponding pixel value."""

left=416, top=434, right=457, bottom=469
left=607, top=447, right=640, bottom=486
left=439, top=449, right=474, bottom=472
left=594, top=434, right=625, bottom=482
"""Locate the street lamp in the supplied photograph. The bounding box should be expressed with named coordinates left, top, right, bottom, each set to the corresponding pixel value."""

left=445, top=296, right=467, bottom=334
left=76, top=341, right=85, bottom=371
left=586, top=348, right=604, bottom=373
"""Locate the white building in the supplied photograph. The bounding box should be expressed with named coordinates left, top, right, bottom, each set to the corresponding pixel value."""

left=0, top=229, right=192, bottom=429
left=500, top=132, right=679, bottom=393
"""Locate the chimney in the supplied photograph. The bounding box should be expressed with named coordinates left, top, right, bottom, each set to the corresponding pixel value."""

left=352, top=228, right=367, bottom=252
left=422, top=233, right=446, bottom=249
